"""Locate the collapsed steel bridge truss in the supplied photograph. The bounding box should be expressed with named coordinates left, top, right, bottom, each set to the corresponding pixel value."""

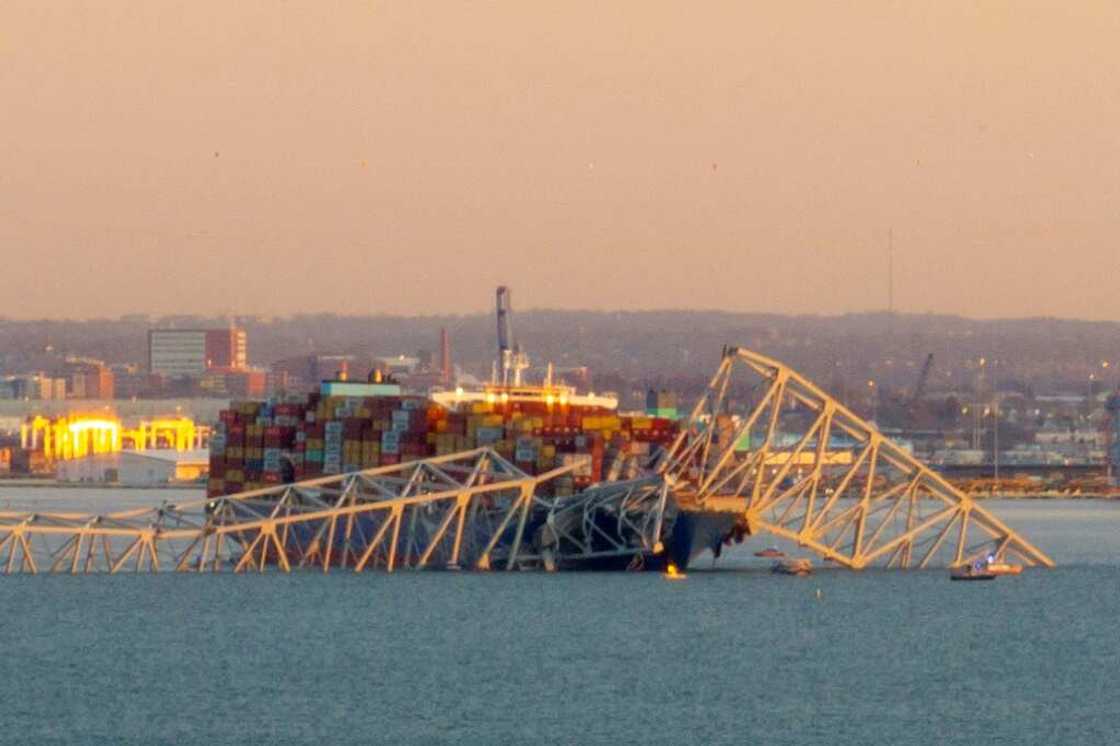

left=659, top=346, right=1054, bottom=570
left=0, top=346, right=1053, bottom=576
left=0, top=448, right=669, bottom=575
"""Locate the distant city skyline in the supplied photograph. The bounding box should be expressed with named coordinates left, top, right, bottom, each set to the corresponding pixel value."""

left=4, top=2, right=1120, bottom=320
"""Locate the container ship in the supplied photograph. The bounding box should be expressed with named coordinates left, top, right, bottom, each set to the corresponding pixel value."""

left=207, top=288, right=679, bottom=500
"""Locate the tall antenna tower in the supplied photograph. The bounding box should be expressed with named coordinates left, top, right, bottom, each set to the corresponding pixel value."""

left=887, top=228, right=894, bottom=316
left=886, top=228, right=895, bottom=349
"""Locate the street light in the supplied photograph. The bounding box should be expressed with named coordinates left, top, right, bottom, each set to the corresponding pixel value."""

left=1088, top=373, right=1098, bottom=418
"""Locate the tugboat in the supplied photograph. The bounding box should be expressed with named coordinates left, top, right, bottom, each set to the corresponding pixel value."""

left=983, top=555, right=1023, bottom=576
left=754, top=546, right=785, bottom=558
left=950, top=560, right=997, bottom=581
left=772, top=558, right=813, bottom=576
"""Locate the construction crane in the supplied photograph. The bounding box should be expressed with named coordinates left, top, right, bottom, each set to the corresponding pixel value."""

left=495, top=286, right=529, bottom=386
left=908, top=353, right=934, bottom=407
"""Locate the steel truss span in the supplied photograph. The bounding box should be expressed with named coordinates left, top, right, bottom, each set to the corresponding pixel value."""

left=0, top=346, right=1052, bottom=576
left=0, top=449, right=670, bottom=575
left=659, top=346, right=1054, bottom=570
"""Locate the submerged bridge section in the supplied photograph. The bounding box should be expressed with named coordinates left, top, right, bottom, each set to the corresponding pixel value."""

left=659, top=347, right=1054, bottom=570
left=0, top=346, right=1053, bottom=575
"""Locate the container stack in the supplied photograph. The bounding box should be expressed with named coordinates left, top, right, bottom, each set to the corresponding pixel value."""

left=207, top=392, right=679, bottom=497
left=646, top=389, right=679, bottom=420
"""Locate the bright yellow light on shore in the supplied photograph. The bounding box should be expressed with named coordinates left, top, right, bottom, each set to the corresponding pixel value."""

left=26, top=413, right=202, bottom=460
left=67, top=419, right=119, bottom=433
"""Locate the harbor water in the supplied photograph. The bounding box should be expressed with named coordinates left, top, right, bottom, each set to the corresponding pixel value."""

left=1, top=492, right=1117, bottom=744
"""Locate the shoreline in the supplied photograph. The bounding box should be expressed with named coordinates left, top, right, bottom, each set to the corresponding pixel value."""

left=0, top=479, right=203, bottom=490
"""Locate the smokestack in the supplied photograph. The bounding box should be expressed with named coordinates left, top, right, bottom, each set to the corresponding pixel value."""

left=440, top=327, right=452, bottom=385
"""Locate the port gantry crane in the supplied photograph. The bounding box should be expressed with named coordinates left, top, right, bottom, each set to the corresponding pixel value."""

left=0, top=347, right=1051, bottom=575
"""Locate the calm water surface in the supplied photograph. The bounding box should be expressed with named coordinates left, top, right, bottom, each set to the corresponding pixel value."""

left=1, top=494, right=1117, bottom=744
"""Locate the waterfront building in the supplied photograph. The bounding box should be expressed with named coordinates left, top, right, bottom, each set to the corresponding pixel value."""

left=148, top=328, right=247, bottom=378
left=0, top=374, right=67, bottom=400
left=64, top=359, right=114, bottom=400
left=55, top=448, right=209, bottom=485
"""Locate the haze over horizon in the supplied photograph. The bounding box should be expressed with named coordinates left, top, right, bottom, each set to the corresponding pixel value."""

left=3, top=2, right=1119, bottom=321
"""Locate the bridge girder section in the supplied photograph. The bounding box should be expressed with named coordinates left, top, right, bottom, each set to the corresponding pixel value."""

left=0, top=448, right=670, bottom=575
left=659, top=346, right=1054, bottom=570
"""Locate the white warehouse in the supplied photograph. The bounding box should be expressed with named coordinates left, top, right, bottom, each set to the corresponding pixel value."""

left=56, top=450, right=209, bottom=486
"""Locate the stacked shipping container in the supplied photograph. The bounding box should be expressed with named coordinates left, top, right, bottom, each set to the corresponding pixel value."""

left=208, top=392, right=678, bottom=498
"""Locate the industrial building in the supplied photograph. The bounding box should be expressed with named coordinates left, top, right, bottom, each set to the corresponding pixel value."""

left=55, top=449, right=209, bottom=486
left=64, top=358, right=115, bottom=400
left=198, top=368, right=268, bottom=398
left=270, top=355, right=356, bottom=392
left=0, top=375, right=68, bottom=400
left=148, top=327, right=247, bottom=377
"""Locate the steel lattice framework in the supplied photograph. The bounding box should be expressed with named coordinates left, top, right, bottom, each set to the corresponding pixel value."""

left=0, top=346, right=1054, bottom=575
left=659, top=346, right=1054, bottom=570
left=0, top=448, right=669, bottom=575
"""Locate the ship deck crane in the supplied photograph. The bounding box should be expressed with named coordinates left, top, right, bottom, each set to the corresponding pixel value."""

left=495, top=286, right=529, bottom=386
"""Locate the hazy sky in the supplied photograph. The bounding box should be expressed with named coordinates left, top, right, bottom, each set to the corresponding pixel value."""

left=2, top=2, right=1119, bottom=320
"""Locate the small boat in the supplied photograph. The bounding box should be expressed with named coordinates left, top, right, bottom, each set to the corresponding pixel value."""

left=950, top=562, right=997, bottom=581
left=754, top=547, right=785, bottom=558
left=985, top=561, right=1023, bottom=576
left=772, top=558, right=813, bottom=576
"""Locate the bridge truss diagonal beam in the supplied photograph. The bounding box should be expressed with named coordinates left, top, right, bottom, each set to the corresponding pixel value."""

left=660, top=346, right=1054, bottom=570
